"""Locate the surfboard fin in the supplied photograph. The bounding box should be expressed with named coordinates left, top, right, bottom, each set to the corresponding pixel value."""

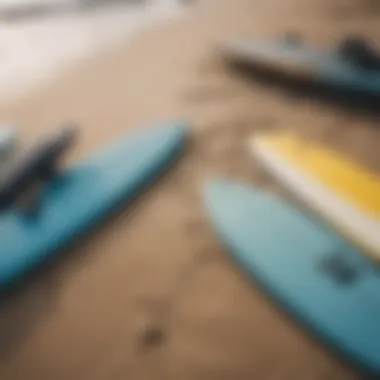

left=0, top=123, right=78, bottom=213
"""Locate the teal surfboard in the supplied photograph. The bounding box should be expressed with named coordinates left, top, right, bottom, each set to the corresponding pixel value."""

left=0, top=122, right=188, bottom=287
left=220, top=38, right=380, bottom=97
left=203, top=179, right=380, bottom=376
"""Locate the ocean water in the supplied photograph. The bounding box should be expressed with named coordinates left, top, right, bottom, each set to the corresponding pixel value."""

left=0, top=0, right=186, bottom=104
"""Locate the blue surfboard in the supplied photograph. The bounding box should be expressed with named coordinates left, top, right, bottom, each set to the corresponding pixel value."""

left=220, top=38, right=380, bottom=97
left=0, top=122, right=188, bottom=287
left=203, top=178, right=380, bottom=376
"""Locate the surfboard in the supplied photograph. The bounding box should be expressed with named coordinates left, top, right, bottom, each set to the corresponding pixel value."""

left=0, top=123, right=77, bottom=212
left=249, top=131, right=380, bottom=264
left=220, top=38, right=380, bottom=96
left=0, top=126, right=17, bottom=161
left=0, top=121, right=188, bottom=287
left=203, top=178, right=380, bottom=376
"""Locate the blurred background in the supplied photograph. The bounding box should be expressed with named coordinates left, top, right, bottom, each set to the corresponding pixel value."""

left=0, top=1, right=379, bottom=380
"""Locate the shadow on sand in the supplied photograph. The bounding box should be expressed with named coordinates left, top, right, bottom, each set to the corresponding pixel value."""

left=226, top=58, right=380, bottom=121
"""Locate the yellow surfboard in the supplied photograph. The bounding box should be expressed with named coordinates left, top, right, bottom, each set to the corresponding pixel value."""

left=249, top=131, right=380, bottom=263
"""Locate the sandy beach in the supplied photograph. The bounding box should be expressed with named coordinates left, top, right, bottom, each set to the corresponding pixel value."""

left=0, top=0, right=185, bottom=104
left=0, top=0, right=379, bottom=379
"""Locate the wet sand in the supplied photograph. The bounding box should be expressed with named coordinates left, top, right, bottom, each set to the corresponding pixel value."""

left=0, top=0, right=379, bottom=379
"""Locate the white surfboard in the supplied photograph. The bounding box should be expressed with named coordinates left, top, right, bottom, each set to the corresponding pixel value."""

left=248, top=131, right=380, bottom=263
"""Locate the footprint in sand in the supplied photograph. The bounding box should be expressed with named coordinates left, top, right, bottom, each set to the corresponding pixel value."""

left=139, top=325, right=166, bottom=351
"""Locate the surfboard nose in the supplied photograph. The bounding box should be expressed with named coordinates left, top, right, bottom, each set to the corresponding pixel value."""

left=159, top=120, right=189, bottom=134
left=203, top=178, right=261, bottom=208
left=133, top=120, right=190, bottom=149
left=218, top=39, right=257, bottom=60
left=166, top=121, right=190, bottom=143
left=203, top=178, right=230, bottom=200
left=151, top=121, right=190, bottom=157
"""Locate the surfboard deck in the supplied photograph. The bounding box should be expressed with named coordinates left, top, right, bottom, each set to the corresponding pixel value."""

left=220, top=38, right=380, bottom=96
left=0, top=121, right=188, bottom=287
left=249, top=131, right=380, bottom=264
left=203, top=178, right=380, bottom=376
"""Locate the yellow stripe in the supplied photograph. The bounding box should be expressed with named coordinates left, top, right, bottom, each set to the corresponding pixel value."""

left=256, top=132, right=380, bottom=217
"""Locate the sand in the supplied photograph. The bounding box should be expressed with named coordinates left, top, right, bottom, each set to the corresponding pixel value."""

left=0, top=0, right=184, bottom=104
left=0, top=0, right=379, bottom=379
